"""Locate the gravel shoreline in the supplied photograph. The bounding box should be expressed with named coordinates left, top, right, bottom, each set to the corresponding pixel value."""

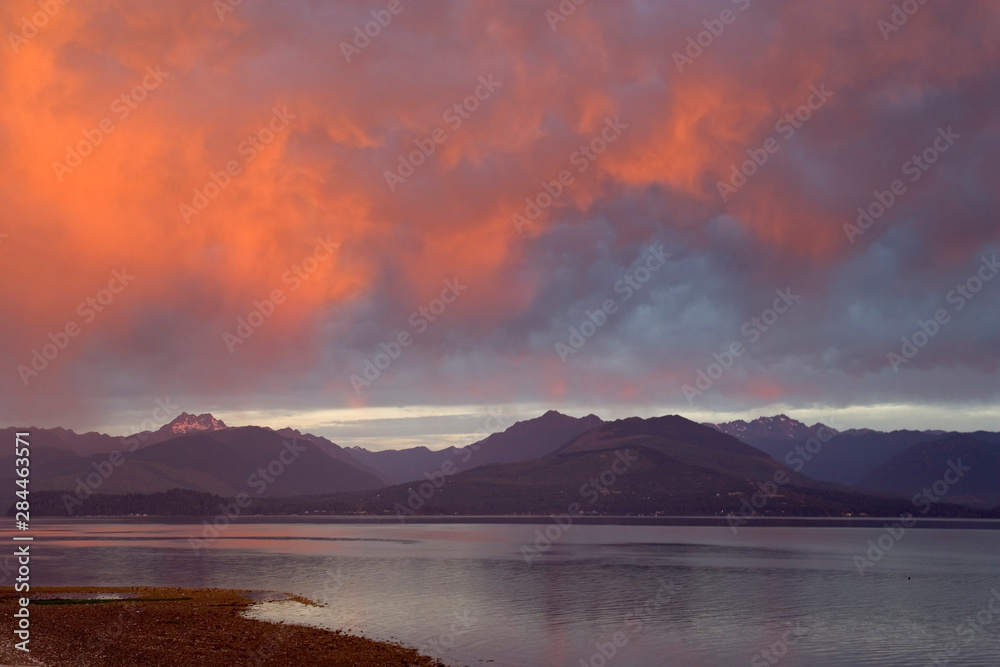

left=0, top=586, right=448, bottom=666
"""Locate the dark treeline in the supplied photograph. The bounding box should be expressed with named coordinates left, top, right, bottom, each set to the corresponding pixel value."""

left=12, top=489, right=231, bottom=517
left=11, top=487, right=1000, bottom=519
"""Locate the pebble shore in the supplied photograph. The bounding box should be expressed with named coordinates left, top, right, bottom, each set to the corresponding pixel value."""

left=0, top=586, right=448, bottom=666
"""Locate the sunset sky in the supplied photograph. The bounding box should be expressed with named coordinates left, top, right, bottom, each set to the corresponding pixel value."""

left=2, top=0, right=998, bottom=448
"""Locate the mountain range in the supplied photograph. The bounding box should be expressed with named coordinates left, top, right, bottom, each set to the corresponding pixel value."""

left=346, top=410, right=603, bottom=483
left=5, top=411, right=998, bottom=516
left=336, top=414, right=900, bottom=518
left=704, top=415, right=998, bottom=489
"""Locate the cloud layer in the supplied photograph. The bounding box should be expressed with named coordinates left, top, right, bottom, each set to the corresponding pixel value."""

left=2, top=0, right=998, bottom=431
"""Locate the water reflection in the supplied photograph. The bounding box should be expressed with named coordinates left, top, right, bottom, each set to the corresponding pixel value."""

left=18, top=521, right=1000, bottom=666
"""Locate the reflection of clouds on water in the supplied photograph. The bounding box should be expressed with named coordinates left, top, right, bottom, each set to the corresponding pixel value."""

left=20, top=522, right=1000, bottom=667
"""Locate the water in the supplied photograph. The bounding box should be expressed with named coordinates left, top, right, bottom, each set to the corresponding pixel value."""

left=15, top=519, right=1000, bottom=666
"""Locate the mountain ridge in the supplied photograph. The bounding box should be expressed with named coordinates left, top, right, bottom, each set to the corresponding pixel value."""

left=705, top=414, right=838, bottom=443
left=4, top=412, right=997, bottom=516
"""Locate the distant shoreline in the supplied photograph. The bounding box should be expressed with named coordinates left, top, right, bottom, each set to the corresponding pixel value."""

left=25, top=515, right=1000, bottom=529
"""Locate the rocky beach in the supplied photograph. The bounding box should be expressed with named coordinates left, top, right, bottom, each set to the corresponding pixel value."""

left=0, top=586, right=445, bottom=666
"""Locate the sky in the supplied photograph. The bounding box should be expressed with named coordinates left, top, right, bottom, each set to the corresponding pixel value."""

left=2, top=0, right=998, bottom=449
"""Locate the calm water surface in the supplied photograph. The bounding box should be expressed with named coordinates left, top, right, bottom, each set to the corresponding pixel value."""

left=16, top=520, right=1000, bottom=666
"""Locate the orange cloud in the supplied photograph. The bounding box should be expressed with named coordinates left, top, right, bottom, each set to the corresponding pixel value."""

left=1, top=0, right=997, bottom=426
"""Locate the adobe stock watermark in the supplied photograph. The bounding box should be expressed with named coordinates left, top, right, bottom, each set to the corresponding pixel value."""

left=923, top=588, right=1000, bottom=667
left=393, top=407, right=512, bottom=521
left=844, top=126, right=960, bottom=244
left=52, top=65, right=169, bottom=182
left=313, top=565, right=347, bottom=602
left=556, top=244, right=671, bottom=363
left=61, top=397, right=182, bottom=515
left=340, top=0, right=410, bottom=63
left=349, top=277, right=467, bottom=393
left=887, top=254, right=997, bottom=372
left=726, top=424, right=837, bottom=534
left=512, top=116, right=628, bottom=235
left=246, top=628, right=293, bottom=667
left=16, top=268, right=135, bottom=386
left=521, top=449, right=639, bottom=565
left=189, top=438, right=307, bottom=552
left=682, top=287, right=800, bottom=404
left=877, top=0, right=929, bottom=41
left=213, top=0, right=243, bottom=21
left=223, top=236, right=338, bottom=353
left=672, top=0, right=751, bottom=73
left=716, top=83, right=833, bottom=202
left=119, top=397, right=184, bottom=451
left=180, top=106, right=295, bottom=223
left=854, top=459, right=970, bottom=575
left=750, top=621, right=809, bottom=667
left=418, top=610, right=478, bottom=658
left=79, top=603, right=141, bottom=662
left=383, top=75, right=502, bottom=192
left=580, top=577, right=680, bottom=667
left=7, top=0, right=71, bottom=53
left=622, top=576, right=680, bottom=636
left=544, top=0, right=587, bottom=31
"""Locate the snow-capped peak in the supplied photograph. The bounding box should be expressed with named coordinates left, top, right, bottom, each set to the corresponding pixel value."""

left=163, top=412, right=227, bottom=434
left=706, top=415, right=838, bottom=444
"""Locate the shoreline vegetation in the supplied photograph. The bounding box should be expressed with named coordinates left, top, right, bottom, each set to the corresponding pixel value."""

left=0, top=586, right=446, bottom=666
left=14, top=515, right=1000, bottom=529
left=12, top=488, right=1000, bottom=521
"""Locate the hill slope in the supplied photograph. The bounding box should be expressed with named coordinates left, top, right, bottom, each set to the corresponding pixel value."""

left=0, top=427, right=387, bottom=504
left=857, top=434, right=1000, bottom=507
left=348, top=410, right=602, bottom=484
left=331, top=416, right=923, bottom=517
left=705, top=417, right=966, bottom=486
